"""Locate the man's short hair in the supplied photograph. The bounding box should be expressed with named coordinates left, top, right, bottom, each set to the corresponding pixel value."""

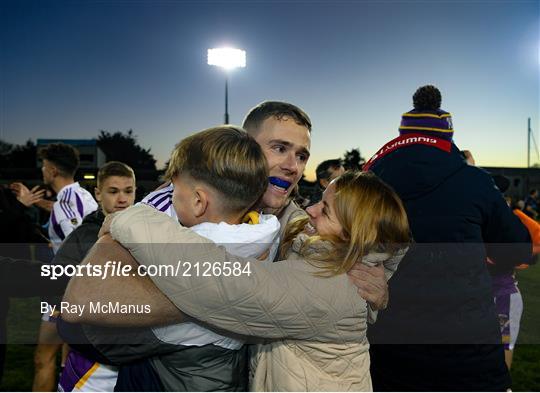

left=242, top=101, right=312, bottom=133
left=165, top=126, right=268, bottom=214
left=97, top=161, right=136, bottom=189
left=39, top=143, right=80, bottom=177
left=316, top=159, right=343, bottom=182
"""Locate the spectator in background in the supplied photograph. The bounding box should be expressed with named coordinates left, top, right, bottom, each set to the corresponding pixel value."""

left=0, top=184, right=51, bottom=385
left=363, top=85, right=532, bottom=391
left=33, top=143, right=98, bottom=392
left=10, top=182, right=58, bottom=241
left=310, top=159, right=345, bottom=204
left=39, top=143, right=98, bottom=253
left=489, top=190, right=525, bottom=371
left=9, top=182, right=45, bottom=204
left=482, top=169, right=536, bottom=370
left=55, top=161, right=136, bottom=392
left=523, top=189, right=538, bottom=219
left=316, top=159, right=345, bottom=190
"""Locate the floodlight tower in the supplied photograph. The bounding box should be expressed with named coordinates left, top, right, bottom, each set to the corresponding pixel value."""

left=207, top=47, right=246, bottom=124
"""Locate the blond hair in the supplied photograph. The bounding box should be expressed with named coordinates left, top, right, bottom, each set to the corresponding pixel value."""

left=165, top=126, right=268, bottom=214
left=281, top=171, right=411, bottom=276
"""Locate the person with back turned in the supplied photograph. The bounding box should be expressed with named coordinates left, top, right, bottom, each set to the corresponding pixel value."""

left=364, top=85, right=533, bottom=391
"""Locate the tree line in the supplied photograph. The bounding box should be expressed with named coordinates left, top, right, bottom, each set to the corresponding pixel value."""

left=0, top=130, right=156, bottom=170
left=1, top=130, right=366, bottom=173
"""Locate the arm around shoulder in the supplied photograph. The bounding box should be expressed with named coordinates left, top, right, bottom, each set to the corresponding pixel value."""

left=62, top=234, right=184, bottom=327
left=109, top=205, right=365, bottom=342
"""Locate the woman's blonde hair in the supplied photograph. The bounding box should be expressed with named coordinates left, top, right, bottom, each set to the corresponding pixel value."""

left=281, top=171, right=411, bottom=276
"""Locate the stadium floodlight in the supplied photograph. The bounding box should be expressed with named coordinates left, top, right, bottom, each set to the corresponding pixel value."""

left=207, top=48, right=246, bottom=70
left=207, top=47, right=246, bottom=123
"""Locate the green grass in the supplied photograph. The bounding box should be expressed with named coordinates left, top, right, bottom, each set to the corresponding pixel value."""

left=1, top=268, right=539, bottom=391
left=511, top=265, right=540, bottom=391
left=2, top=297, right=43, bottom=391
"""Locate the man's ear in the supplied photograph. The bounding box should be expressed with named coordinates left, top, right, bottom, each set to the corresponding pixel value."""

left=193, top=188, right=208, bottom=218
left=50, top=164, right=59, bottom=179
left=94, top=187, right=101, bottom=203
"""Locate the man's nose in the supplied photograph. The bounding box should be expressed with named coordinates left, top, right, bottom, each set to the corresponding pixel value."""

left=281, top=152, right=299, bottom=174
left=117, top=193, right=128, bottom=203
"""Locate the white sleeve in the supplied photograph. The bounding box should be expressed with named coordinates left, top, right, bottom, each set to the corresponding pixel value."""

left=58, top=216, right=78, bottom=239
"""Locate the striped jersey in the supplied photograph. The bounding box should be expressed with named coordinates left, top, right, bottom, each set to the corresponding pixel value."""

left=49, top=182, right=98, bottom=253
left=140, top=183, right=176, bottom=219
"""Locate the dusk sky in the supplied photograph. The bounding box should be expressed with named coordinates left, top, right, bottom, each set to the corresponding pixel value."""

left=1, top=0, right=539, bottom=180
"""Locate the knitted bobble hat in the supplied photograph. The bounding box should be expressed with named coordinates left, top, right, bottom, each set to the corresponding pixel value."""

left=399, top=85, right=454, bottom=142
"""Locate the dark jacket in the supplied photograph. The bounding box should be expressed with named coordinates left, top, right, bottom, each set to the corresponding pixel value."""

left=53, top=209, right=104, bottom=266
left=0, top=255, right=70, bottom=384
left=0, top=186, right=54, bottom=384
left=367, top=143, right=532, bottom=391
left=44, top=210, right=104, bottom=307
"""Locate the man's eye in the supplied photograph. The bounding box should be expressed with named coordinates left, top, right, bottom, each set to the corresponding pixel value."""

left=272, top=145, right=286, bottom=153
left=297, top=154, right=308, bottom=162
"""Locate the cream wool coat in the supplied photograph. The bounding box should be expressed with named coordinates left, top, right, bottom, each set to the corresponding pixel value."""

left=110, top=204, right=405, bottom=391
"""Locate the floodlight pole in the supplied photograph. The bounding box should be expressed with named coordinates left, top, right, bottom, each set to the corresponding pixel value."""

left=528, top=117, right=531, bottom=168
left=207, top=48, right=245, bottom=124
left=224, top=74, right=229, bottom=124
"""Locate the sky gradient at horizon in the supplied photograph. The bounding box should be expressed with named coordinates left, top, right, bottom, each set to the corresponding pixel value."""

left=1, top=0, right=539, bottom=180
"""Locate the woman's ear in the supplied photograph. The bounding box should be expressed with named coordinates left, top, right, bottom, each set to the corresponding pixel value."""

left=340, top=228, right=350, bottom=242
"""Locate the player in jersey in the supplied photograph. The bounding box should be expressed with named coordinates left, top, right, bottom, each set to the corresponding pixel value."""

left=55, top=161, right=136, bottom=392
left=33, top=143, right=98, bottom=391
left=40, top=144, right=98, bottom=253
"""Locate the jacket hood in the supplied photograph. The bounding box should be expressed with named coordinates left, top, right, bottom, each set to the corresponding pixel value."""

left=371, top=143, right=467, bottom=201
left=291, top=233, right=409, bottom=270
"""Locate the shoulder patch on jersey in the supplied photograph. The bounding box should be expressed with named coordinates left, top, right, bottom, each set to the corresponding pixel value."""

left=70, top=218, right=79, bottom=225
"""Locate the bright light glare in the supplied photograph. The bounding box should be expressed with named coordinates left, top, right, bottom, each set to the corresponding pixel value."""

left=83, top=174, right=96, bottom=180
left=207, top=48, right=246, bottom=70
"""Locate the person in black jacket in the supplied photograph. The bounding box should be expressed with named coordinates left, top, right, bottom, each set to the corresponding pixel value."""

left=0, top=184, right=58, bottom=385
left=0, top=256, right=72, bottom=386
left=363, top=85, right=533, bottom=391
left=38, top=161, right=136, bottom=392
